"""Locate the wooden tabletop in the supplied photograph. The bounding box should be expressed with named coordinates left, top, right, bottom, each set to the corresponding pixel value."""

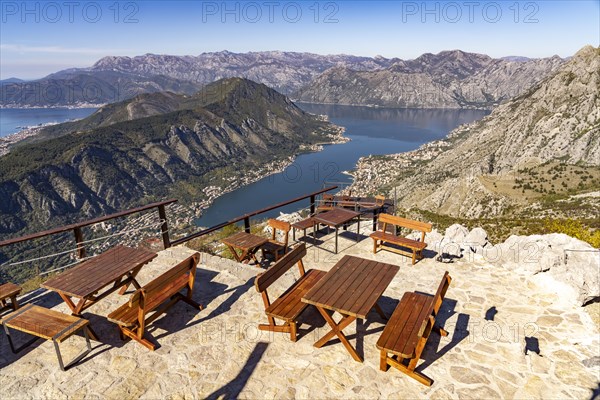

left=313, top=208, right=361, bottom=227
left=302, top=255, right=399, bottom=319
left=41, top=245, right=157, bottom=299
left=221, top=232, right=268, bottom=250
left=1, top=303, right=88, bottom=342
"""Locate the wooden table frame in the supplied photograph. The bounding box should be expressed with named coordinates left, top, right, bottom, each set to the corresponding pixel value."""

left=302, top=255, right=399, bottom=362
left=41, top=245, right=157, bottom=339
left=2, top=303, right=93, bottom=371
left=221, top=231, right=268, bottom=264
left=313, top=208, right=361, bottom=254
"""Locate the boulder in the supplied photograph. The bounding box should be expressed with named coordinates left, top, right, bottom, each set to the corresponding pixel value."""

left=437, top=224, right=470, bottom=258
left=465, top=227, right=489, bottom=248
left=492, top=233, right=599, bottom=305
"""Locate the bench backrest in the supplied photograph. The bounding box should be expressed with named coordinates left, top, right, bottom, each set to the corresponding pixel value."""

left=268, top=219, right=290, bottom=247
left=255, top=243, right=307, bottom=293
left=378, top=213, right=432, bottom=233
left=129, top=253, right=199, bottom=309
left=428, top=271, right=451, bottom=318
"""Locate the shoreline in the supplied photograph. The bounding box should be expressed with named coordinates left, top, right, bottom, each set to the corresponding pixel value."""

left=183, top=124, right=349, bottom=231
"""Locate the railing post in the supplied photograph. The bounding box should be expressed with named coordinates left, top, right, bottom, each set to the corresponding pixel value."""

left=372, top=208, right=379, bottom=231
left=158, top=205, right=171, bottom=249
left=244, top=217, right=251, bottom=233
left=310, top=195, right=315, bottom=215
left=73, top=227, right=86, bottom=258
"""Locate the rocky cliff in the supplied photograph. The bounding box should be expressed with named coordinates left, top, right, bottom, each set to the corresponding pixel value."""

left=295, top=50, right=565, bottom=109
left=0, top=78, right=341, bottom=235
left=349, top=45, right=599, bottom=218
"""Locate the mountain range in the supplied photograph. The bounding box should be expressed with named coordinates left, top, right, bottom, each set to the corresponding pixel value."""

left=294, top=51, right=565, bottom=109
left=0, top=78, right=340, bottom=234
left=1, top=50, right=565, bottom=109
left=349, top=46, right=600, bottom=219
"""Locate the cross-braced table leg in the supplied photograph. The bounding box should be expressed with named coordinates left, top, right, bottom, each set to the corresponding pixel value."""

left=314, top=307, right=362, bottom=362
left=57, top=294, right=100, bottom=341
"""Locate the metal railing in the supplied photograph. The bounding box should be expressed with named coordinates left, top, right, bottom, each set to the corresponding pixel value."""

left=171, top=186, right=338, bottom=246
left=0, top=199, right=178, bottom=259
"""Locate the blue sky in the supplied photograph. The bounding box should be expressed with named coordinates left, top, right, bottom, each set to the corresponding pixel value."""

left=1, top=0, right=599, bottom=79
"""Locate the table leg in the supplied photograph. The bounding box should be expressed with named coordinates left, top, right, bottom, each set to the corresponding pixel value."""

left=225, top=244, right=243, bottom=263
left=335, top=226, right=338, bottom=254
left=314, top=307, right=362, bottom=362
left=57, top=294, right=100, bottom=341
left=357, top=216, right=360, bottom=242
left=248, top=247, right=261, bottom=265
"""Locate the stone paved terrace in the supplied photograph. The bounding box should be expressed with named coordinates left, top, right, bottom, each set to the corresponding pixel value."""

left=1, top=223, right=599, bottom=399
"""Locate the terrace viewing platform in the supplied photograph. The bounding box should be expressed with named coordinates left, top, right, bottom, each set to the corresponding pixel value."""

left=0, top=190, right=598, bottom=399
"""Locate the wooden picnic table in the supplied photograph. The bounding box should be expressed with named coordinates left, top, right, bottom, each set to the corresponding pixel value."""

left=313, top=208, right=361, bottom=254
left=41, top=245, right=157, bottom=339
left=221, top=231, right=268, bottom=264
left=302, top=255, right=399, bottom=362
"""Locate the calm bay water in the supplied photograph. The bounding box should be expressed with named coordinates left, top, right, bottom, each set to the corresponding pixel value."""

left=197, top=103, right=489, bottom=227
left=0, top=108, right=97, bottom=137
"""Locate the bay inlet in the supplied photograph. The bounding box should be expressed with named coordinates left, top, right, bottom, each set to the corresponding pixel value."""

left=196, top=103, right=489, bottom=227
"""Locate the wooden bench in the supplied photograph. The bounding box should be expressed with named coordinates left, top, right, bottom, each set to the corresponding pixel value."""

left=1, top=303, right=92, bottom=371
left=255, top=243, right=326, bottom=341
left=0, top=283, right=21, bottom=313
left=107, top=253, right=203, bottom=350
left=370, top=213, right=432, bottom=265
left=376, top=272, right=452, bottom=386
left=261, top=219, right=291, bottom=261
left=316, top=193, right=336, bottom=212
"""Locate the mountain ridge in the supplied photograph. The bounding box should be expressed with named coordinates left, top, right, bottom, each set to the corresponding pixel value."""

left=0, top=78, right=342, bottom=235
left=348, top=45, right=600, bottom=218
left=2, top=49, right=567, bottom=109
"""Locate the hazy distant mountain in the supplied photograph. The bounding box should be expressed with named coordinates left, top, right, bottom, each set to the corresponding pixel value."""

left=295, top=50, right=565, bottom=109
left=1, top=50, right=567, bottom=109
left=500, top=56, right=532, bottom=62
left=350, top=46, right=599, bottom=218
left=0, top=78, right=339, bottom=234
left=90, top=51, right=397, bottom=94
left=0, top=71, right=202, bottom=107
left=0, top=78, right=25, bottom=84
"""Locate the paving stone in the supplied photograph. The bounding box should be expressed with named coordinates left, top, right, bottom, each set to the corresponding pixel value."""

left=449, top=366, right=490, bottom=385
left=536, top=315, right=564, bottom=326
left=456, top=385, right=501, bottom=399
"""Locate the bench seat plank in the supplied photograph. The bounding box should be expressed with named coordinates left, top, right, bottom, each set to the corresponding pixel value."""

left=376, top=272, right=451, bottom=386
left=0, top=283, right=21, bottom=312
left=266, top=269, right=326, bottom=321
left=256, top=243, right=326, bottom=341
left=377, top=292, right=432, bottom=358
left=370, top=232, right=426, bottom=250
left=107, top=273, right=189, bottom=326
left=106, top=253, right=202, bottom=350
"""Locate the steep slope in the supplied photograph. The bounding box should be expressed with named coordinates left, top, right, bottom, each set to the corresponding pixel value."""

left=0, top=78, right=341, bottom=235
left=295, top=51, right=565, bottom=109
left=349, top=46, right=599, bottom=218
